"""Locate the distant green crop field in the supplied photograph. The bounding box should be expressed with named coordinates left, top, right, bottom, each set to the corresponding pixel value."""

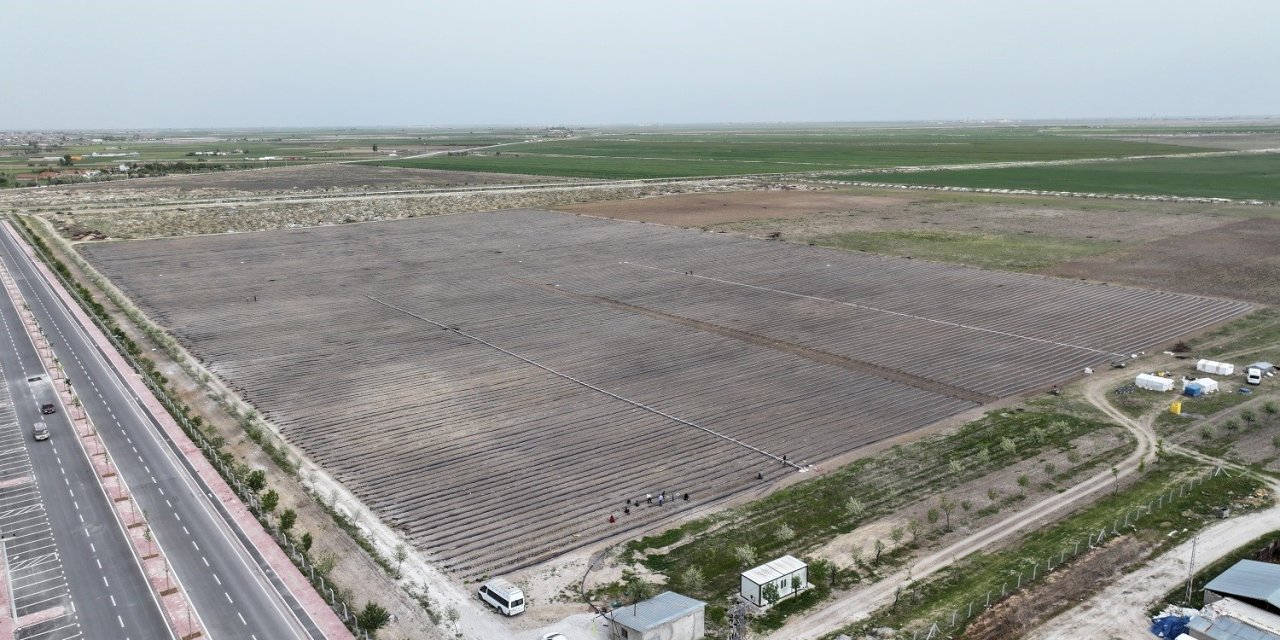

left=377, top=131, right=1207, bottom=179
left=829, top=153, right=1280, bottom=201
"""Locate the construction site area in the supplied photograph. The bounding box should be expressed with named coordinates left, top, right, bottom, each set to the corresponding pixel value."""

left=78, top=207, right=1249, bottom=581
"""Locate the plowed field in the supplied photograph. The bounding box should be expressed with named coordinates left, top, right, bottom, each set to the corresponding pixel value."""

left=80, top=210, right=1249, bottom=577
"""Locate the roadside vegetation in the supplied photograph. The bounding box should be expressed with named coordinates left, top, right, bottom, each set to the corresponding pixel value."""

left=834, top=455, right=1266, bottom=639
left=11, top=215, right=404, bottom=638
left=604, top=404, right=1129, bottom=636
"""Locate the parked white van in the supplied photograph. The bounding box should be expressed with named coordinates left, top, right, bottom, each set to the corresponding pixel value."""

left=478, top=578, right=525, bottom=616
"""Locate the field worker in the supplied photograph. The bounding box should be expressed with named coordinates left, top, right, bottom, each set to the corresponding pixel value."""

left=609, top=514, right=616, bottom=524
left=658, top=494, right=664, bottom=506
left=683, top=492, right=690, bottom=502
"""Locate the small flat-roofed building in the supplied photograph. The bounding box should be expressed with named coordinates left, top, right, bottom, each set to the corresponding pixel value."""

left=1188, top=597, right=1280, bottom=640
left=740, top=555, right=808, bottom=607
left=1205, top=560, right=1280, bottom=615
left=606, top=591, right=705, bottom=640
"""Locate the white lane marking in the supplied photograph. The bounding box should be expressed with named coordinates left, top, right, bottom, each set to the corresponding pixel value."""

left=238, top=612, right=247, bottom=625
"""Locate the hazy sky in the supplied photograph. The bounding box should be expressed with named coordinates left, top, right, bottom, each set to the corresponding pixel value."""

left=4, top=0, right=1278, bottom=129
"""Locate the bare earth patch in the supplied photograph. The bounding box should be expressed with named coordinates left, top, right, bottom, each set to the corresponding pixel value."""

left=1046, top=217, right=1280, bottom=305
left=556, top=189, right=908, bottom=225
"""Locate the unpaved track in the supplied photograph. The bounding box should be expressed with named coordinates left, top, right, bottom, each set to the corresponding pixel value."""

left=769, top=369, right=1158, bottom=639
left=1023, top=500, right=1280, bottom=640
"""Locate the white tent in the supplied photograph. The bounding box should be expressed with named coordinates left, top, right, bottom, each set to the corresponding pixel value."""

left=1197, top=359, right=1234, bottom=376
left=1136, top=374, right=1174, bottom=392
left=1193, top=378, right=1220, bottom=393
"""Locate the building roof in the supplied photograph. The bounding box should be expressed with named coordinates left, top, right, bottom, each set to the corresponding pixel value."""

left=742, top=555, right=807, bottom=586
left=608, top=591, right=705, bottom=631
left=1189, top=598, right=1280, bottom=640
left=1207, top=560, right=1280, bottom=609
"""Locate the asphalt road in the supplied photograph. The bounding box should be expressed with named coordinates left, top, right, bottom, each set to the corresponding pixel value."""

left=0, top=260, right=171, bottom=639
left=0, top=224, right=325, bottom=640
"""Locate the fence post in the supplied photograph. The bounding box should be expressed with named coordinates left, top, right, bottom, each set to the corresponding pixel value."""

left=986, top=590, right=991, bottom=607
left=1074, top=541, right=1080, bottom=556
left=968, top=600, right=974, bottom=618
left=1032, top=565, right=1037, bottom=580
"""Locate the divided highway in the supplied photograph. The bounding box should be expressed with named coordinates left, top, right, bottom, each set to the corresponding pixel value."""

left=0, top=223, right=327, bottom=640
left=0, top=255, right=169, bottom=639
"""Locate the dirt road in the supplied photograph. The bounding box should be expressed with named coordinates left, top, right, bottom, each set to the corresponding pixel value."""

left=1023, top=502, right=1280, bottom=640
left=768, top=370, right=1159, bottom=639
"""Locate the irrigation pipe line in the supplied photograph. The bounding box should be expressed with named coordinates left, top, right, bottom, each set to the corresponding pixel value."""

left=364, top=294, right=806, bottom=473
left=621, top=261, right=1127, bottom=358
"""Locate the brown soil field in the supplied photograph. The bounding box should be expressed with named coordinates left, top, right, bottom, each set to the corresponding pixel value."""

left=557, top=188, right=1233, bottom=242
left=79, top=209, right=1247, bottom=581
left=1047, top=217, right=1280, bottom=305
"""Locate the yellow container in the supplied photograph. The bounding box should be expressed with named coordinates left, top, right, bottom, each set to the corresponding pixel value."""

left=1170, top=400, right=1182, bottom=415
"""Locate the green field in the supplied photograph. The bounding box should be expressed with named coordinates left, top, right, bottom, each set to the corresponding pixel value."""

left=828, top=153, right=1280, bottom=201
left=377, top=130, right=1208, bottom=179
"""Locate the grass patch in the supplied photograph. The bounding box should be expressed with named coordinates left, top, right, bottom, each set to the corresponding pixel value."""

left=629, top=409, right=1123, bottom=624
left=838, top=456, right=1267, bottom=638
left=807, top=229, right=1119, bottom=271
left=828, top=153, right=1280, bottom=201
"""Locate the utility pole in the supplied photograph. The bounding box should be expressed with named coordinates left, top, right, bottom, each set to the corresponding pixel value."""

left=1185, top=534, right=1199, bottom=605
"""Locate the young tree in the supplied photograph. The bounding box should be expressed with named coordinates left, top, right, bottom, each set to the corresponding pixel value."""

left=761, top=582, right=780, bottom=605
left=446, top=605, right=460, bottom=633
left=845, top=497, right=865, bottom=518
left=890, top=527, right=904, bottom=547
left=987, top=487, right=1000, bottom=503
left=873, top=539, right=886, bottom=565
left=356, top=602, right=391, bottom=635
left=1111, top=465, right=1120, bottom=494
left=791, top=574, right=803, bottom=593
left=372, top=144, right=379, bottom=153
left=775, top=523, right=795, bottom=542
left=1264, top=401, right=1278, bottom=417
left=848, top=544, right=863, bottom=567
left=246, top=469, right=267, bottom=494
left=260, top=489, right=279, bottom=513
left=938, top=496, right=955, bottom=531
left=948, top=459, right=963, bottom=475
left=1016, top=474, right=1031, bottom=495
left=280, top=508, right=297, bottom=534
left=300, top=532, right=314, bottom=554
left=394, top=544, right=408, bottom=579
left=734, top=544, right=757, bottom=566
left=680, top=566, right=705, bottom=593
left=926, top=508, right=940, bottom=527
left=907, top=518, right=922, bottom=542
left=1000, top=436, right=1017, bottom=455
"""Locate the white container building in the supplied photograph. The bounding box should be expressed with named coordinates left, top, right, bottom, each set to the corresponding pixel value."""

left=1197, top=359, right=1235, bottom=376
left=741, top=555, right=808, bottom=607
left=1135, top=374, right=1175, bottom=392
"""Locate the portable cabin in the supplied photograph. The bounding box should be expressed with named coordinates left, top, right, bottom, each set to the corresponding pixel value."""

left=1135, top=374, right=1174, bottom=392
left=606, top=591, right=706, bottom=640
left=1197, top=359, right=1235, bottom=376
left=741, top=555, right=808, bottom=607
